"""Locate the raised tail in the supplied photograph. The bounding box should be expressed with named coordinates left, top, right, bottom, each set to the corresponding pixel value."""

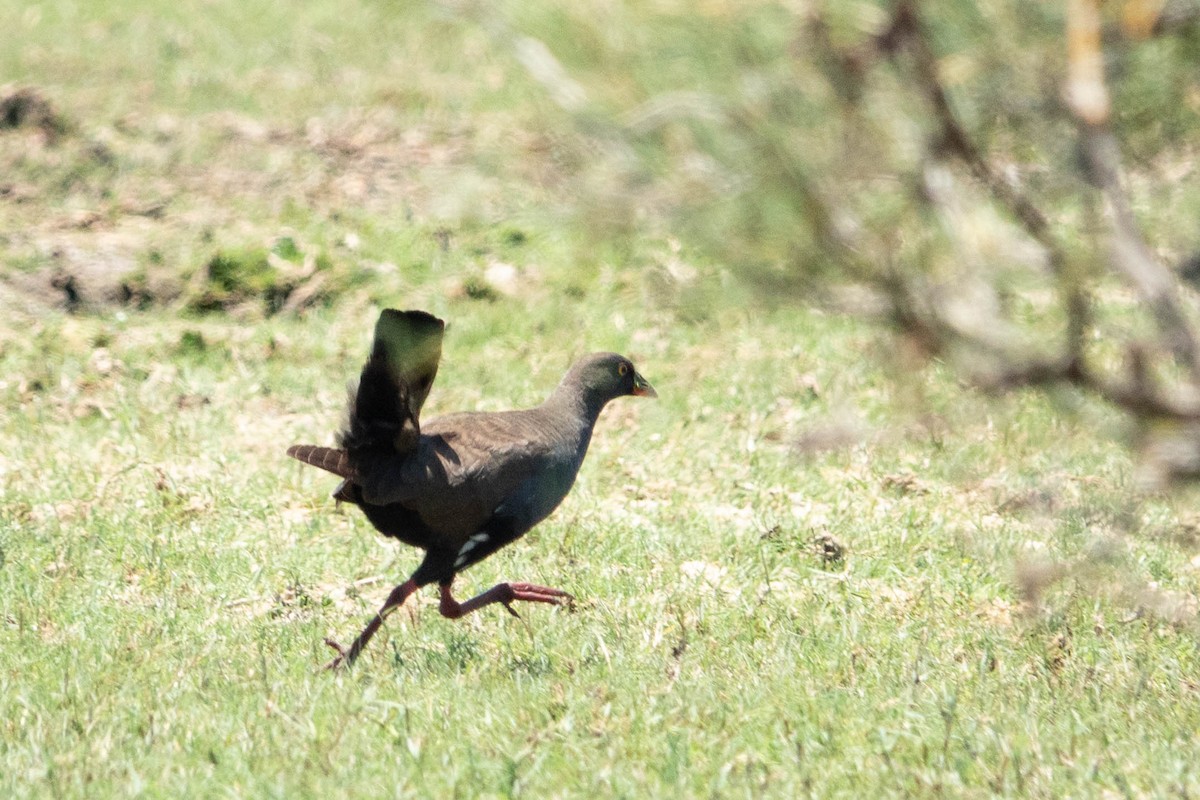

left=286, top=445, right=353, bottom=478
left=340, top=309, right=445, bottom=459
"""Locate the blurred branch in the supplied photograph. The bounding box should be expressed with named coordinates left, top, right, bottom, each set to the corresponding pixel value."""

left=1149, top=0, right=1200, bottom=35
left=1067, top=0, right=1200, bottom=382
left=1078, top=122, right=1200, bottom=381
left=1106, top=0, right=1200, bottom=40
left=811, top=0, right=1092, bottom=364
left=892, top=0, right=1090, bottom=367
left=896, top=3, right=1064, bottom=268
left=976, top=346, right=1200, bottom=422
left=483, top=0, right=1200, bottom=480
left=811, top=0, right=1200, bottom=439
left=885, top=271, right=1200, bottom=423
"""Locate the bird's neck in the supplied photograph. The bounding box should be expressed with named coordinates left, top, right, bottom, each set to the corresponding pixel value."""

left=545, top=380, right=608, bottom=427
left=552, top=379, right=609, bottom=419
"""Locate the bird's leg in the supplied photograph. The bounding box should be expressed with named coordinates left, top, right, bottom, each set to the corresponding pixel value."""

left=438, top=581, right=574, bottom=620
left=324, top=578, right=419, bottom=671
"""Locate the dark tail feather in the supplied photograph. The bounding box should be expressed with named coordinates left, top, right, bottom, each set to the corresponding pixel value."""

left=340, top=309, right=445, bottom=459
left=287, top=445, right=353, bottom=478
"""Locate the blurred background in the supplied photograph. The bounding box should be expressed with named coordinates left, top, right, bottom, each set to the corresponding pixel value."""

left=5, top=1, right=1200, bottom=455
left=5, top=0, right=1200, bottom=796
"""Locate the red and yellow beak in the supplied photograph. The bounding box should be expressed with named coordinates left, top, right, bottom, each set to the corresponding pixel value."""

left=632, top=371, right=657, bottom=398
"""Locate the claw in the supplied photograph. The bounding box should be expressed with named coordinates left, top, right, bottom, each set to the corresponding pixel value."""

left=502, top=601, right=522, bottom=619
left=323, top=637, right=350, bottom=671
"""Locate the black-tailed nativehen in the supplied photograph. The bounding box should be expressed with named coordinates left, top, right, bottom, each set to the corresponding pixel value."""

left=288, top=309, right=656, bottom=669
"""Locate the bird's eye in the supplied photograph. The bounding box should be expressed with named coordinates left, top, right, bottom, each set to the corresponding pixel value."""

left=618, top=363, right=629, bottom=376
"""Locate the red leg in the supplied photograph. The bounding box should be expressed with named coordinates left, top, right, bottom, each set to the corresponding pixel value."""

left=324, top=578, right=419, bottom=671
left=438, top=581, right=574, bottom=620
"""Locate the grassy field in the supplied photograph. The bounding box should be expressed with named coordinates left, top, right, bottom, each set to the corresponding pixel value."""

left=4, top=2, right=1200, bottom=797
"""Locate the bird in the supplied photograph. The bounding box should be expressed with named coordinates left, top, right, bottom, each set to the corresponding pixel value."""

left=287, top=309, right=657, bottom=669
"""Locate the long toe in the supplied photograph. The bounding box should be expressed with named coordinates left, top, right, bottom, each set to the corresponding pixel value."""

left=509, top=583, right=575, bottom=606
left=443, top=581, right=577, bottom=618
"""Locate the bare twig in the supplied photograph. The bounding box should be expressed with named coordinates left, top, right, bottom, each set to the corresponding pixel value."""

left=1151, top=0, right=1200, bottom=35
left=1067, top=0, right=1200, bottom=382
left=852, top=0, right=1200, bottom=433
left=1104, top=0, right=1200, bottom=41
left=1079, top=124, right=1200, bottom=381
left=976, top=348, right=1200, bottom=423
left=878, top=0, right=1092, bottom=369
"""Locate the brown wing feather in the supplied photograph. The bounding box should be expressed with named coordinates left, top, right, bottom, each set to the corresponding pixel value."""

left=354, top=407, right=585, bottom=540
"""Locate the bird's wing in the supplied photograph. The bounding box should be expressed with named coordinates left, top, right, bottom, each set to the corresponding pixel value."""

left=357, top=409, right=573, bottom=539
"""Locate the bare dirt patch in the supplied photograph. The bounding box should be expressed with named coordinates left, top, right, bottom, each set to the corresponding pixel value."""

left=1, top=91, right=505, bottom=316
left=0, top=85, right=69, bottom=142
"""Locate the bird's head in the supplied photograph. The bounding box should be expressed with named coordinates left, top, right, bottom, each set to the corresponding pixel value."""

left=566, top=352, right=657, bottom=409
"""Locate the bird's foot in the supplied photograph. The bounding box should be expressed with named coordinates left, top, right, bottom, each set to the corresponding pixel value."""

left=322, top=637, right=350, bottom=671
left=319, top=580, right=416, bottom=671
left=439, top=581, right=576, bottom=619
left=506, top=582, right=575, bottom=609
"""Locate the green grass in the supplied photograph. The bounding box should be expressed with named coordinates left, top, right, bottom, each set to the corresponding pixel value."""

left=4, top=301, right=1200, bottom=797
left=4, top=1, right=1200, bottom=797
